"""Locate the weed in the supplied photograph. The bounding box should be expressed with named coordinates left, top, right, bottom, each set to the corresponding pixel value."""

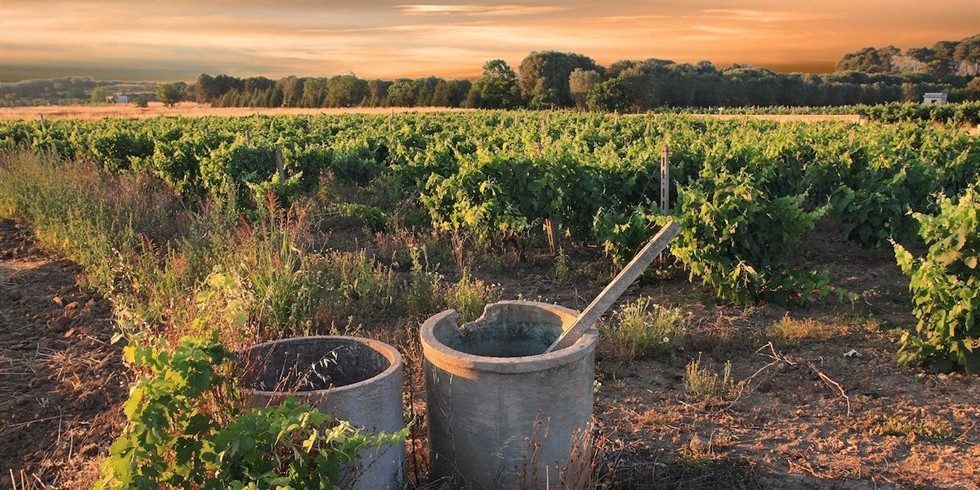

left=604, top=297, right=686, bottom=359
left=407, top=246, right=443, bottom=317
left=327, top=202, right=389, bottom=232
left=444, top=269, right=500, bottom=323
left=684, top=354, right=734, bottom=401
left=554, top=249, right=573, bottom=282
left=865, top=410, right=954, bottom=442
left=768, top=315, right=848, bottom=345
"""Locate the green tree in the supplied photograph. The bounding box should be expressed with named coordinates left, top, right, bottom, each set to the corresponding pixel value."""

left=431, top=79, right=472, bottom=107
left=132, top=94, right=151, bottom=107
left=465, top=59, right=522, bottom=109
left=156, top=82, right=185, bottom=107
left=568, top=69, right=602, bottom=108
left=90, top=86, right=111, bottom=105
left=385, top=79, right=418, bottom=107
left=586, top=78, right=630, bottom=112
left=325, top=74, right=368, bottom=107
left=299, top=78, right=328, bottom=107
left=518, top=51, right=603, bottom=106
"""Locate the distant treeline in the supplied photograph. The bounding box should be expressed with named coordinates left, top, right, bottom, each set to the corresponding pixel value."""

left=0, top=77, right=107, bottom=106
left=194, top=33, right=979, bottom=111
left=3, top=33, right=977, bottom=110
left=0, top=77, right=156, bottom=107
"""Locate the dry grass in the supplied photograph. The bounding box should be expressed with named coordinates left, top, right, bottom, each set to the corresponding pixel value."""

left=767, top=315, right=849, bottom=344
left=0, top=102, right=474, bottom=121
left=862, top=410, right=955, bottom=442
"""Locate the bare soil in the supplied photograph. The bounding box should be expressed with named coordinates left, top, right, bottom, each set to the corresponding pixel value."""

left=468, top=221, right=979, bottom=489
left=0, top=102, right=473, bottom=121
left=0, top=220, right=128, bottom=489
left=0, top=103, right=862, bottom=123
left=1, top=215, right=976, bottom=489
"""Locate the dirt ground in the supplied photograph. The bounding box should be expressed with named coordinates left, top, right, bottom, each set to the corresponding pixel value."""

left=465, top=221, right=979, bottom=489
left=1, top=216, right=977, bottom=489
left=0, top=102, right=473, bottom=121
left=0, top=103, right=864, bottom=122
left=0, top=220, right=128, bottom=489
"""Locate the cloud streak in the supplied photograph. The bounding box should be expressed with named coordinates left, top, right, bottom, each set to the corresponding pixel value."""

left=398, top=4, right=565, bottom=16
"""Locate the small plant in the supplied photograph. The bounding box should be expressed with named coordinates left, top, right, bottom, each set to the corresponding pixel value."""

left=865, top=410, right=954, bottom=442
left=99, top=332, right=406, bottom=488
left=328, top=202, right=389, bottom=232
left=325, top=250, right=394, bottom=305
left=684, top=355, right=734, bottom=401
left=407, top=246, right=443, bottom=316
left=768, top=315, right=847, bottom=345
left=132, top=94, right=151, bottom=108
left=553, top=249, right=573, bottom=282
left=894, top=187, right=978, bottom=372
left=604, top=297, right=685, bottom=359
left=445, top=269, right=500, bottom=323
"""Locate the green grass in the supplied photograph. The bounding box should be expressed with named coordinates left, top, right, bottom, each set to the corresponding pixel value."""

left=604, top=297, right=686, bottom=359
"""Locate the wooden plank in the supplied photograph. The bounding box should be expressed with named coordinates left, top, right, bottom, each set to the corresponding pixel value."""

left=660, top=145, right=669, bottom=214
left=545, top=221, right=681, bottom=353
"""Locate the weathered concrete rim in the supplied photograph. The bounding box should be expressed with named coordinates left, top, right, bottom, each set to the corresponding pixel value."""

left=239, top=335, right=403, bottom=398
left=420, top=300, right=598, bottom=374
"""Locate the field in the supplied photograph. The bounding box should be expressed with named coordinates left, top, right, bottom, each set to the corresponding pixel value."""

left=0, top=102, right=474, bottom=121
left=0, top=110, right=977, bottom=488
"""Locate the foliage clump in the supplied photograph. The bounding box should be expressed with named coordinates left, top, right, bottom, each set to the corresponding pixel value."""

left=894, top=186, right=978, bottom=372
left=99, top=333, right=406, bottom=489
left=604, top=297, right=686, bottom=359
left=670, top=163, right=831, bottom=305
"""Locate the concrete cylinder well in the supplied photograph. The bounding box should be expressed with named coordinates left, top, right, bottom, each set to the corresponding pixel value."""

left=421, top=300, right=598, bottom=489
left=239, top=336, right=404, bottom=490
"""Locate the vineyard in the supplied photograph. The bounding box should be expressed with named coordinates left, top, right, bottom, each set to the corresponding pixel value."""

left=0, top=107, right=977, bottom=487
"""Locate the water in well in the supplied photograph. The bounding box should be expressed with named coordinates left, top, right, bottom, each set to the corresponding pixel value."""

left=440, top=321, right=563, bottom=358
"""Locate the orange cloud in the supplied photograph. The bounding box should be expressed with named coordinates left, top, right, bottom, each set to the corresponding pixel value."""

left=0, top=0, right=976, bottom=82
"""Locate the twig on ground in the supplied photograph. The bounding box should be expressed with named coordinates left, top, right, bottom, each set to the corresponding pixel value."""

left=726, top=341, right=852, bottom=416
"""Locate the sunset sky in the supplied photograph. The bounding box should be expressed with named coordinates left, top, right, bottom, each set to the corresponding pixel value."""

left=1, top=0, right=977, bottom=82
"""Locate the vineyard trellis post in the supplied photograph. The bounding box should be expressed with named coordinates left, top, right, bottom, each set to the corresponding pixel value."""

left=660, top=144, right=669, bottom=214
left=658, top=144, right=670, bottom=263
left=274, top=147, right=286, bottom=182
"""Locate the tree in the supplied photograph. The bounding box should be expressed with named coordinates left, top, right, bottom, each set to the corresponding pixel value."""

left=90, top=86, right=111, bottom=105
left=465, top=59, right=522, bottom=109
left=568, top=69, right=601, bottom=108
left=300, top=78, right=328, bottom=107
left=836, top=46, right=900, bottom=73
left=193, top=74, right=242, bottom=103
left=954, top=34, right=980, bottom=76
left=431, top=80, right=472, bottom=107
left=132, top=94, right=151, bottom=107
left=365, top=80, right=391, bottom=106
left=385, top=79, right=417, bottom=106
left=518, top=51, right=603, bottom=107
left=325, top=75, right=368, bottom=107
left=156, top=82, right=185, bottom=107
left=278, top=76, right=304, bottom=107
left=586, top=79, right=630, bottom=112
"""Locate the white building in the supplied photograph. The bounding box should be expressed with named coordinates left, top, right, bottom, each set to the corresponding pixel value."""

left=115, top=95, right=130, bottom=104
left=922, top=93, right=948, bottom=105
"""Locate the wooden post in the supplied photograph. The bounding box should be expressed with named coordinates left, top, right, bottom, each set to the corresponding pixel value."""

left=39, top=114, right=46, bottom=132
left=660, top=144, right=669, bottom=215
left=545, top=221, right=681, bottom=353
left=275, top=148, right=286, bottom=182
left=544, top=219, right=558, bottom=256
